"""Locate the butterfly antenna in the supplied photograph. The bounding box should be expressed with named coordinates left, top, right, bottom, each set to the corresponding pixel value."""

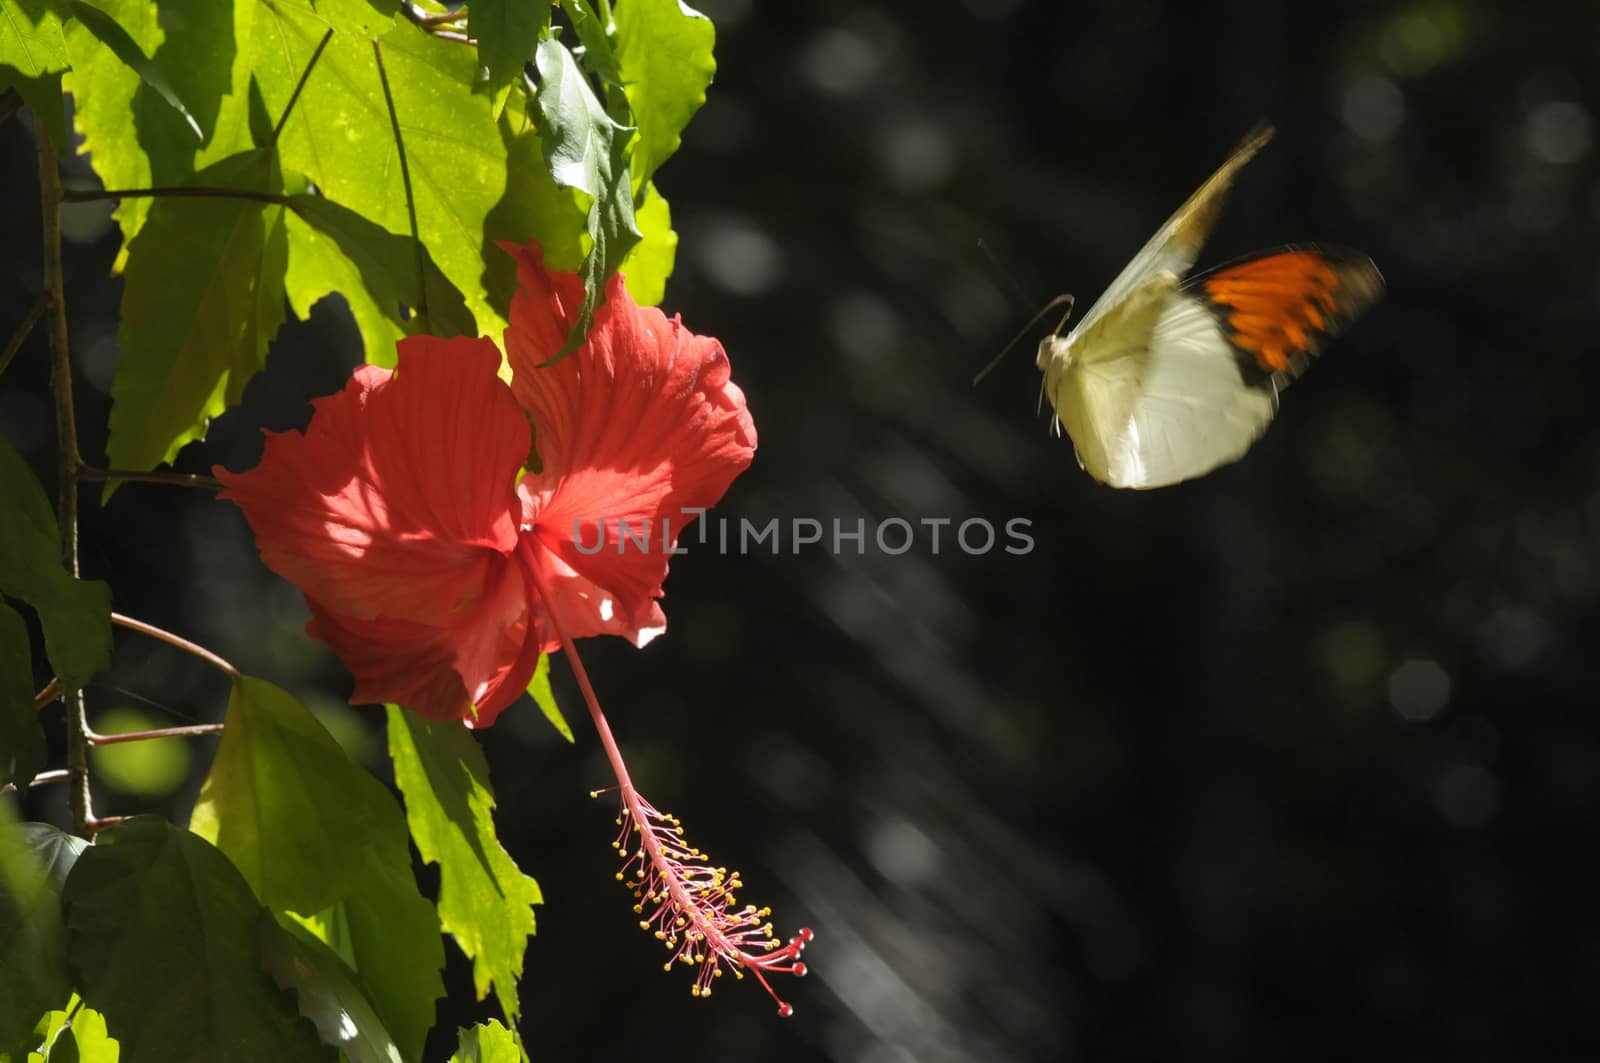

left=972, top=293, right=1075, bottom=386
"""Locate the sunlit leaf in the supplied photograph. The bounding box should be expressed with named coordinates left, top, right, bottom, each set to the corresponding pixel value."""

left=448, top=1019, right=519, bottom=1063
left=482, top=109, right=589, bottom=314
left=105, top=148, right=290, bottom=475
left=387, top=708, right=540, bottom=1026
left=259, top=915, right=403, bottom=1063
left=0, top=601, right=45, bottom=788
left=64, top=0, right=255, bottom=260
left=0, top=0, right=69, bottom=78
left=61, top=817, right=332, bottom=1063
left=287, top=193, right=476, bottom=340
left=27, top=999, right=118, bottom=1063
left=469, top=0, right=548, bottom=95
left=0, top=807, right=70, bottom=1061
left=533, top=35, right=640, bottom=360
left=525, top=655, right=573, bottom=744
left=619, top=180, right=676, bottom=306
left=190, top=677, right=442, bottom=1061
left=283, top=210, right=406, bottom=369
left=65, top=0, right=203, bottom=140
left=613, top=0, right=715, bottom=198
left=0, top=439, right=112, bottom=692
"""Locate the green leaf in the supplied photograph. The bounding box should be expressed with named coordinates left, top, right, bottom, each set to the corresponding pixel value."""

left=28, top=1000, right=117, bottom=1063
left=253, top=8, right=515, bottom=341
left=17, top=825, right=87, bottom=894
left=190, top=677, right=387, bottom=915
left=0, top=602, right=45, bottom=788
left=259, top=915, right=403, bottom=1063
left=65, top=0, right=202, bottom=141
left=469, top=0, right=548, bottom=95
left=0, top=808, right=70, bottom=1061
left=190, top=677, right=442, bottom=1062
left=449, top=1019, right=519, bottom=1063
left=65, top=0, right=255, bottom=259
left=619, top=180, right=676, bottom=306
left=106, top=148, right=290, bottom=475
left=0, top=439, right=112, bottom=692
left=387, top=708, right=540, bottom=1026
left=60, top=817, right=332, bottom=1063
left=533, top=35, right=640, bottom=361
left=287, top=193, right=476, bottom=341
left=482, top=110, right=589, bottom=314
left=525, top=655, right=572, bottom=743
left=613, top=0, right=715, bottom=198
left=0, top=0, right=69, bottom=78
left=283, top=209, right=406, bottom=369
left=0, top=65, right=65, bottom=148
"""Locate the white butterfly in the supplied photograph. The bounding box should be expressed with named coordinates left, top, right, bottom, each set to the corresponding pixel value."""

left=1030, top=126, right=1384, bottom=489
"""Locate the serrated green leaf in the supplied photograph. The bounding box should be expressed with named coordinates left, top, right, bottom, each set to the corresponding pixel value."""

left=449, top=1019, right=519, bottom=1063
left=0, top=0, right=69, bottom=78
left=27, top=1000, right=116, bottom=1063
left=287, top=193, right=475, bottom=340
left=387, top=707, right=540, bottom=1026
left=60, top=817, right=332, bottom=1063
left=613, top=0, right=714, bottom=198
left=0, top=602, right=45, bottom=788
left=272, top=0, right=400, bottom=38
left=0, top=439, right=112, bottom=692
left=190, top=676, right=385, bottom=915
left=533, top=35, right=640, bottom=361
left=0, top=807, right=70, bottom=1062
left=469, top=0, right=548, bottom=95
left=259, top=915, right=403, bottom=1063
left=106, top=148, right=289, bottom=475
left=65, top=0, right=202, bottom=141
left=65, top=0, right=256, bottom=259
left=525, top=655, right=572, bottom=743
left=283, top=209, right=406, bottom=368
left=253, top=8, right=513, bottom=341
left=619, top=180, right=675, bottom=306
left=190, top=678, right=442, bottom=1062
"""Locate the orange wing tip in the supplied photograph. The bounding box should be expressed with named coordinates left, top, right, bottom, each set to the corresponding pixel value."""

left=1191, top=247, right=1384, bottom=381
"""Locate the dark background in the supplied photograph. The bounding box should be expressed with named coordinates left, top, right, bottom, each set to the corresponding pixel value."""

left=6, top=0, right=1600, bottom=1060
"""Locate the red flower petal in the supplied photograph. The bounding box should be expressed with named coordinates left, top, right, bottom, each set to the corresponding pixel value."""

left=502, top=242, right=757, bottom=644
left=215, top=337, right=537, bottom=723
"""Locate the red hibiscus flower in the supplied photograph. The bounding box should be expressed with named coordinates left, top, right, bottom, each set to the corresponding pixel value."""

left=215, top=243, right=756, bottom=727
left=217, top=243, right=810, bottom=1014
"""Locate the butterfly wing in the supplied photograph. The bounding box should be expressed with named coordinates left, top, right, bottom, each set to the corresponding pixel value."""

left=1069, top=124, right=1276, bottom=339
left=1053, top=247, right=1383, bottom=488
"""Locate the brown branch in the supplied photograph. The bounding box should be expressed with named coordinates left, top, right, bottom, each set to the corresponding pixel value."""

left=62, top=186, right=290, bottom=205
left=34, top=677, right=60, bottom=708
left=0, top=769, right=71, bottom=795
left=37, top=130, right=94, bottom=837
left=86, top=722, right=225, bottom=746
left=0, top=291, right=48, bottom=379
left=77, top=465, right=221, bottom=490
left=112, top=612, right=241, bottom=679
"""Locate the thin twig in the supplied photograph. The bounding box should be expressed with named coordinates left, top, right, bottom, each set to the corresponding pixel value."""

left=271, top=28, right=335, bottom=147
left=1, top=770, right=69, bottom=795
left=112, top=612, right=241, bottom=679
left=63, top=186, right=290, bottom=205
left=77, top=465, right=221, bottom=490
left=37, top=131, right=94, bottom=837
left=34, top=677, right=59, bottom=708
left=86, top=722, right=225, bottom=746
left=400, top=2, right=474, bottom=40
left=373, top=40, right=431, bottom=333
left=0, top=291, right=48, bottom=379
left=86, top=815, right=129, bottom=833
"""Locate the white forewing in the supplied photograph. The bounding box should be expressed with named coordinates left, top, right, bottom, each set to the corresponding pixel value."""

left=1049, top=273, right=1278, bottom=489
left=1069, top=126, right=1275, bottom=340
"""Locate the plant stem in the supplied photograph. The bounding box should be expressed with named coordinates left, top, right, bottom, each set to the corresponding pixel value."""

left=37, top=132, right=94, bottom=836
left=271, top=28, right=334, bottom=148
left=0, top=291, right=49, bottom=379
left=77, top=465, right=221, bottom=490
left=34, top=677, right=60, bottom=708
left=0, top=769, right=71, bottom=795
left=86, top=722, right=225, bottom=746
left=62, top=185, right=290, bottom=205
left=372, top=40, right=431, bottom=334
left=112, top=612, right=241, bottom=679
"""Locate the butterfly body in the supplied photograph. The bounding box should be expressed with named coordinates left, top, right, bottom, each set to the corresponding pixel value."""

left=1037, top=127, right=1384, bottom=489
